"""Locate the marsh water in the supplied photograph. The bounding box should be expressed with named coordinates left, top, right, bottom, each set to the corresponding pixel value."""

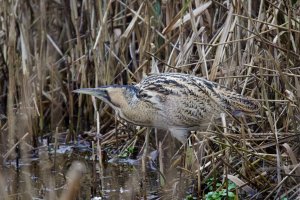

left=1, top=141, right=160, bottom=200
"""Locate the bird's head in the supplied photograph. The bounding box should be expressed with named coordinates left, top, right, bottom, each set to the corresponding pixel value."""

left=73, top=85, right=139, bottom=110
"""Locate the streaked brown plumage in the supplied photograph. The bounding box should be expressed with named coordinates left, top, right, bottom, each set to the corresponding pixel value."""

left=74, top=73, right=260, bottom=143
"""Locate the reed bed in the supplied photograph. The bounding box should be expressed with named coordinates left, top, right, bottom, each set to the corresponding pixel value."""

left=0, top=0, right=300, bottom=199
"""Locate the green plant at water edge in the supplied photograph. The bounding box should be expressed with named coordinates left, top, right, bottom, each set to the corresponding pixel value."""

left=119, top=146, right=137, bottom=158
left=205, top=179, right=236, bottom=200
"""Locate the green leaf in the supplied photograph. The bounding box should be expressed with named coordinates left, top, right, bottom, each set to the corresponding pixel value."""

left=212, top=192, right=221, bottom=199
left=228, top=192, right=235, bottom=197
left=228, top=182, right=236, bottom=190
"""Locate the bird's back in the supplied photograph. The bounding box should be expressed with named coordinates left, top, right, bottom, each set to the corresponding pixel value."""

left=136, top=73, right=259, bottom=129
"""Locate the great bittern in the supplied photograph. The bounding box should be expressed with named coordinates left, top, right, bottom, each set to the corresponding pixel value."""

left=74, top=73, right=259, bottom=143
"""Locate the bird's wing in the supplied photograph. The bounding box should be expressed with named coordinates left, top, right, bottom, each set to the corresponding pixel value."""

left=186, top=75, right=260, bottom=114
left=213, top=86, right=260, bottom=114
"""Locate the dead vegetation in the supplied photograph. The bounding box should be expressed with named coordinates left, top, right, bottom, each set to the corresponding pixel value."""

left=0, top=0, right=300, bottom=199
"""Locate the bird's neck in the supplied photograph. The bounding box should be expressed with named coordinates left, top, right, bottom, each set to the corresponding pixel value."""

left=116, top=100, right=155, bottom=127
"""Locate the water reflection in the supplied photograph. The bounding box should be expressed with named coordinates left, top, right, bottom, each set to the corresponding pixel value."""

left=2, top=143, right=159, bottom=200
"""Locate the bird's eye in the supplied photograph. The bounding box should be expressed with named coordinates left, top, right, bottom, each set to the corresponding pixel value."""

left=139, top=93, right=148, bottom=98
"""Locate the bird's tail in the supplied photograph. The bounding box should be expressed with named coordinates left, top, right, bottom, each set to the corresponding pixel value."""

left=219, top=90, right=260, bottom=114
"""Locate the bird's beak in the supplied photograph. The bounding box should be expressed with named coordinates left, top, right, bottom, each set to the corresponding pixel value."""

left=73, top=88, right=108, bottom=99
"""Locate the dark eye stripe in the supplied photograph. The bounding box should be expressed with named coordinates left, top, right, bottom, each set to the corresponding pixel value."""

left=138, top=92, right=152, bottom=98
